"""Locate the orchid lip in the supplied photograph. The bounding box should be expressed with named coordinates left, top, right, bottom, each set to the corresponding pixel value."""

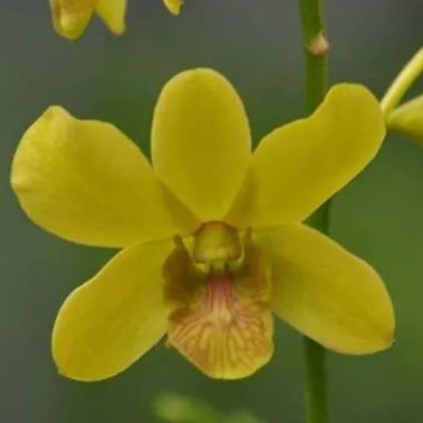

left=163, top=221, right=274, bottom=379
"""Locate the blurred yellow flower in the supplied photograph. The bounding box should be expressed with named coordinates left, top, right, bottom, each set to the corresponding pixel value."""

left=387, top=95, right=423, bottom=144
left=49, top=0, right=182, bottom=40
left=11, top=68, right=395, bottom=381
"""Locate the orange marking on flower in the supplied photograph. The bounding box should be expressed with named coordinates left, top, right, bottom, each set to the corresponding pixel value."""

left=51, top=0, right=96, bottom=16
left=163, top=227, right=274, bottom=379
left=168, top=271, right=273, bottom=379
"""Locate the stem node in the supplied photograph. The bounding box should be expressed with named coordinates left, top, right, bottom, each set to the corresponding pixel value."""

left=308, top=32, right=330, bottom=56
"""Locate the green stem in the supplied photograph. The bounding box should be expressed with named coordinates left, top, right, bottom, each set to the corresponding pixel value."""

left=381, top=46, right=423, bottom=117
left=298, top=0, right=330, bottom=423
left=303, top=338, right=328, bottom=423
left=299, top=0, right=328, bottom=113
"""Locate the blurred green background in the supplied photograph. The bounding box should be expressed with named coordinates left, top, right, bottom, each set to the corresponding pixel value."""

left=1, top=1, right=423, bottom=422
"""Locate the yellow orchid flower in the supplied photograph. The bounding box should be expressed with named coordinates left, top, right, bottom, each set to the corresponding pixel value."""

left=11, top=69, right=395, bottom=381
left=49, top=0, right=182, bottom=40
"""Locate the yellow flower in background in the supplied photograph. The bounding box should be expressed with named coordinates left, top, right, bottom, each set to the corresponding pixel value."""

left=49, top=0, right=182, bottom=40
left=11, top=68, right=395, bottom=381
left=387, top=95, right=423, bottom=144
left=163, top=0, right=183, bottom=15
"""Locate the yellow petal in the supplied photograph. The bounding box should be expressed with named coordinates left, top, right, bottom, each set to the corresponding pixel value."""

left=163, top=0, right=183, bottom=15
left=11, top=106, right=195, bottom=248
left=254, top=224, right=395, bottom=354
left=49, top=0, right=96, bottom=40
left=387, top=95, right=423, bottom=144
left=96, top=0, right=127, bottom=35
left=52, top=239, right=172, bottom=381
left=163, top=237, right=273, bottom=379
left=227, top=84, right=385, bottom=228
left=152, top=69, right=252, bottom=221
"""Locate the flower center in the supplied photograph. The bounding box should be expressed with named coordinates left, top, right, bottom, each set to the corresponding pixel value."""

left=192, top=221, right=242, bottom=269
left=162, top=221, right=274, bottom=379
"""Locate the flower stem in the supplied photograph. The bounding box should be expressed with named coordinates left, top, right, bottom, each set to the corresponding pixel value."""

left=302, top=338, right=328, bottom=423
left=299, top=0, right=329, bottom=113
left=381, top=46, right=423, bottom=117
left=298, top=0, right=330, bottom=423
